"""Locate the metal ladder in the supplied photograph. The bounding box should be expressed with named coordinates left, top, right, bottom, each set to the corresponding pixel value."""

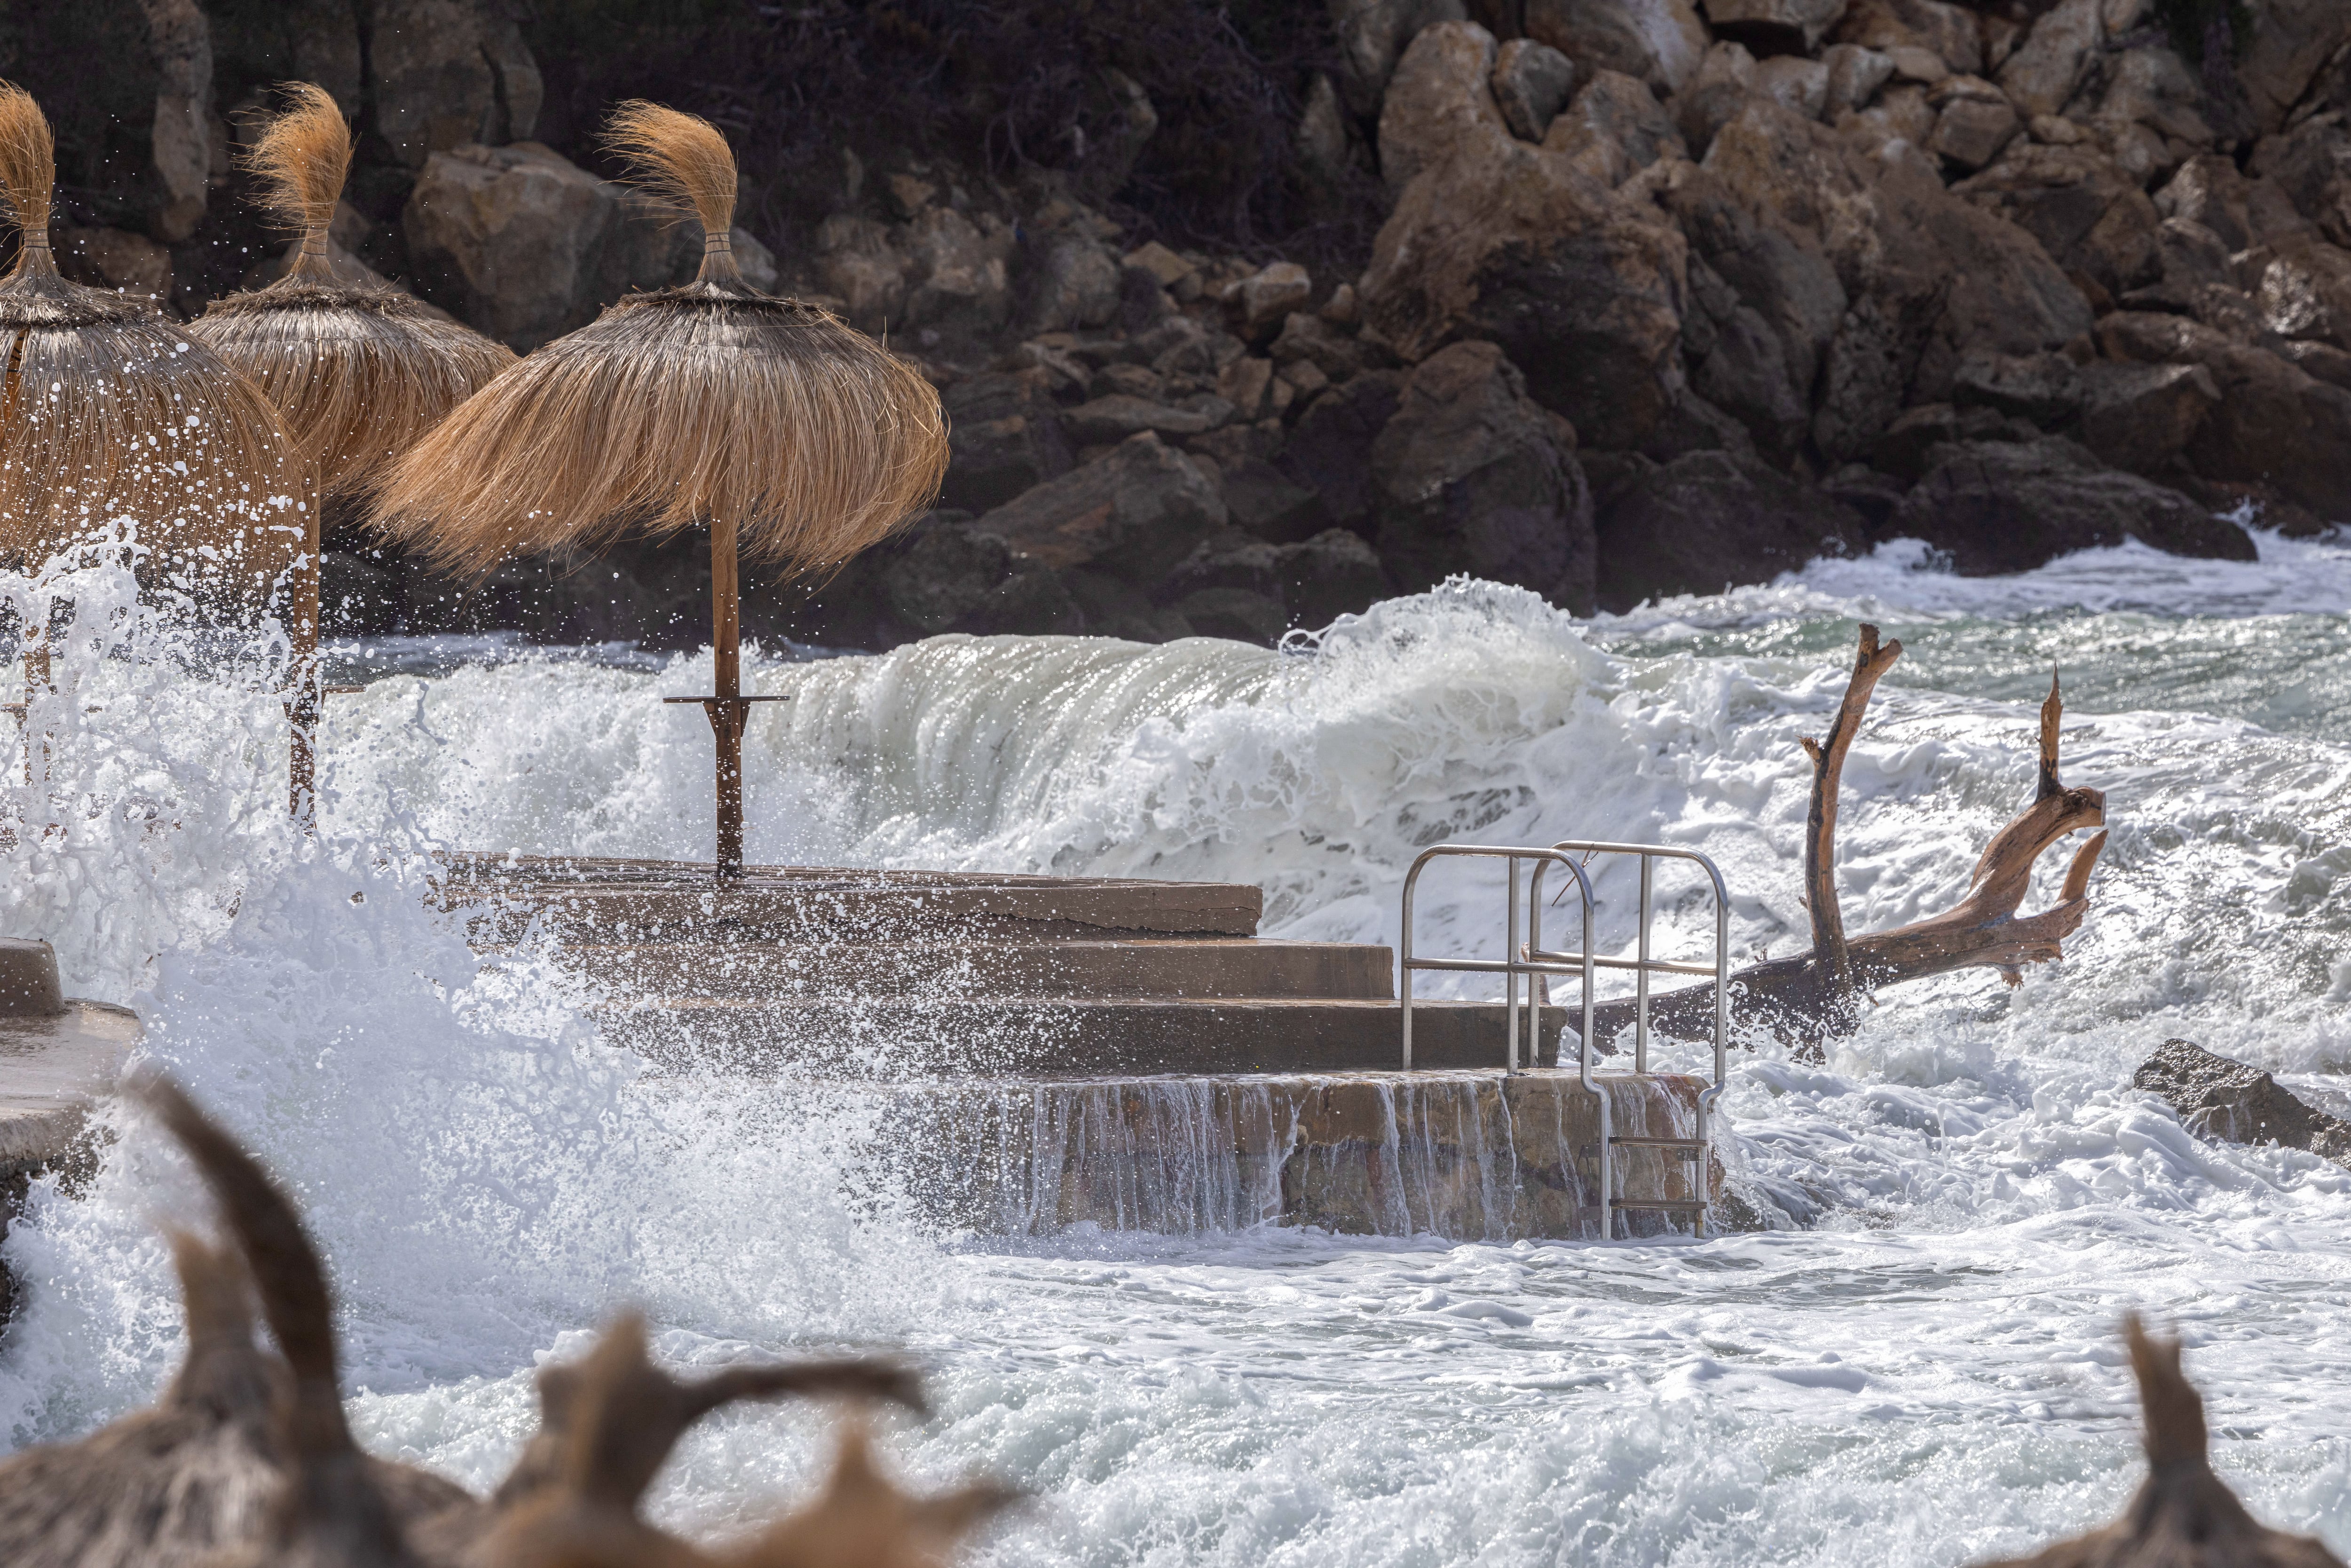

left=1398, top=841, right=1730, bottom=1238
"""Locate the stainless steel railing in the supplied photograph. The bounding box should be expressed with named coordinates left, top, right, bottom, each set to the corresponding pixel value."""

left=1397, top=841, right=1731, bottom=1237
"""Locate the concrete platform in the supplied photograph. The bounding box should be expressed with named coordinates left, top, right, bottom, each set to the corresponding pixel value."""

left=456, top=855, right=1722, bottom=1236
left=439, top=854, right=1264, bottom=941
left=871, top=1069, right=1716, bottom=1240
left=566, top=937, right=1395, bottom=1000
left=607, top=996, right=1561, bottom=1076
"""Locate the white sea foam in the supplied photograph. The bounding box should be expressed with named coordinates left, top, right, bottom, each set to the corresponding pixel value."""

left=2, top=533, right=2348, bottom=1563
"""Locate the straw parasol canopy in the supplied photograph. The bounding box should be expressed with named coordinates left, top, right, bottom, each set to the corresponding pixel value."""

left=0, top=80, right=308, bottom=616
left=371, top=99, right=946, bottom=577
left=187, top=82, right=515, bottom=508
left=371, top=100, right=947, bottom=876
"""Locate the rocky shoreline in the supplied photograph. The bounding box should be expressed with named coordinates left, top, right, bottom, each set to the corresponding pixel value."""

left=9, top=0, right=2348, bottom=650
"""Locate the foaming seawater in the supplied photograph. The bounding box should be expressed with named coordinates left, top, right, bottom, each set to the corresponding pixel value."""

left=2, top=534, right=2348, bottom=1563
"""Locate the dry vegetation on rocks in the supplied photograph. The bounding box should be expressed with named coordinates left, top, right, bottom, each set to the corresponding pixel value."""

left=3, top=0, right=2346, bottom=649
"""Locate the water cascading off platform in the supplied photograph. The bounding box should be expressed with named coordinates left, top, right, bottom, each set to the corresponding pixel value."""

left=439, top=854, right=1720, bottom=1241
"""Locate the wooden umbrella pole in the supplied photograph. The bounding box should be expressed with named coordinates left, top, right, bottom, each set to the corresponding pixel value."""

left=286, top=515, right=321, bottom=822
left=709, top=511, right=745, bottom=880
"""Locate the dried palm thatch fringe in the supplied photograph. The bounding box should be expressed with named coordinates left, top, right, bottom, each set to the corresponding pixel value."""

left=0, top=80, right=310, bottom=617
left=1976, top=1315, right=2347, bottom=1568
left=370, top=99, right=947, bottom=577
left=187, top=83, right=514, bottom=507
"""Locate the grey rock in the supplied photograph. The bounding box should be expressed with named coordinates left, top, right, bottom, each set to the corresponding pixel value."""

left=1278, top=373, right=1409, bottom=531
left=369, top=0, right=541, bottom=169
left=2075, top=360, right=2221, bottom=475
left=2242, top=240, right=2351, bottom=350
left=2099, top=308, right=2351, bottom=518
left=1523, top=0, right=1711, bottom=95
left=1870, top=401, right=2009, bottom=481
left=1172, top=588, right=1290, bottom=645
left=1026, top=229, right=1123, bottom=334
left=1824, top=44, right=1897, bottom=114
left=1703, top=0, right=1851, bottom=55
left=884, top=521, right=1083, bottom=637
left=1159, top=532, right=1284, bottom=602
left=1592, top=449, right=1867, bottom=611
left=941, top=370, right=1073, bottom=513
left=1995, top=0, right=2101, bottom=119
left=1063, top=394, right=1223, bottom=445
left=1755, top=56, right=1832, bottom=122
left=1950, top=350, right=2083, bottom=425
left=2134, top=1039, right=2351, bottom=1167
left=976, top=432, right=1227, bottom=586
left=1220, top=457, right=1327, bottom=542
left=2251, top=116, right=2351, bottom=250
left=1833, top=0, right=1983, bottom=75
left=1491, top=38, right=1583, bottom=142
left=1379, top=21, right=1510, bottom=193
left=1269, top=312, right=1373, bottom=381
left=1329, top=0, right=1471, bottom=118
left=1231, top=261, right=1314, bottom=342
left=1678, top=41, right=1761, bottom=158
left=1540, top=70, right=1689, bottom=188
left=1957, top=143, right=2163, bottom=301
left=1360, top=134, right=1688, bottom=450
left=1277, top=529, right=1396, bottom=629
left=1887, top=436, right=2256, bottom=573
left=1371, top=341, right=1597, bottom=611
left=2236, top=0, right=2351, bottom=134
left=1927, top=93, right=2020, bottom=172
left=1680, top=256, right=1813, bottom=464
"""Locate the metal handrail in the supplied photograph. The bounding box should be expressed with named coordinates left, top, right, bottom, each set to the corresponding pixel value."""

left=1398, top=846, right=1594, bottom=1072
left=1539, top=841, right=1730, bottom=1239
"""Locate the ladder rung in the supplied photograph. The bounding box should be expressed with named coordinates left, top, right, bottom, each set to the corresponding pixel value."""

left=1611, top=1198, right=1709, bottom=1210
left=1609, top=1136, right=1707, bottom=1150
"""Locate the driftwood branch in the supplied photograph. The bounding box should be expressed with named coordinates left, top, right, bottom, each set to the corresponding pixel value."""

left=1589, top=630, right=2107, bottom=1051
left=1799, top=623, right=1903, bottom=995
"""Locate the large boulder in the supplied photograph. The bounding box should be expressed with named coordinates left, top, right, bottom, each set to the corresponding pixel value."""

left=1995, top=0, right=2101, bottom=120
left=1956, top=143, right=2162, bottom=302
left=1359, top=138, right=1688, bottom=450
left=402, top=142, right=734, bottom=348
left=2237, top=0, right=2351, bottom=134
left=1886, top=437, right=2256, bottom=573
left=1523, top=0, right=1710, bottom=95
left=1591, top=450, right=1867, bottom=610
left=369, top=0, right=542, bottom=168
left=1277, top=372, right=1409, bottom=532
left=2098, top=309, right=2351, bottom=519
left=939, top=370, right=1073, bottom=513
left=1540, top=70, right=1689, bottom=188
left=1331, top=0, right=1472, bottom=117
left=1278, top=529, right=1397, bottom=628
left=1379, top=22, right=1511, bottom=193
left=1660, top=165, right=1848, bottom=461
left=2135, top=1039, right=2351, bottom=1166
left=1700, top=100, right=2093, bottom=455
left=2074, top=360, right=2221, bottom=475
left=1832, top=0, right=1982, bottom=74
left=974, top=432, right=1227, bottom=586
left=1370, top=341, right=1597, bottom=611
left=1491, top=39, right=1583, bottom=142
left=2251, top=115, right=2351, bottom=250
left=1702, top=0, right=1850, bottom=56
left=883, top=518, right=1084, bottom=637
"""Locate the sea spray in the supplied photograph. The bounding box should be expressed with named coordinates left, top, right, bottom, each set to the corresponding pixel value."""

left=1, top=537, right=2348, bottom=1563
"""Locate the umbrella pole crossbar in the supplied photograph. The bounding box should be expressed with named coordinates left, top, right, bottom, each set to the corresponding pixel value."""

left=1398, top=841, right=1732, bottom=1238
left=660, top=514, right=790, bottom=880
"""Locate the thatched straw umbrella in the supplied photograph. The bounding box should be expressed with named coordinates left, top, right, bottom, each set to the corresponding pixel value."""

left=186, top=82, right=515, bottom=811
left=373, top=102, right=947, bottom=879
left=0, top=81, right=311, bottom=801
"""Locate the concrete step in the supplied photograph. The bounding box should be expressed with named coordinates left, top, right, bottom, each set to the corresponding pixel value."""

left=600, top=996, right=1568, bottom=1077
left=437, top=854, right=1263, bottom=941
left=559, top=938, right=1395, bottom=1001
